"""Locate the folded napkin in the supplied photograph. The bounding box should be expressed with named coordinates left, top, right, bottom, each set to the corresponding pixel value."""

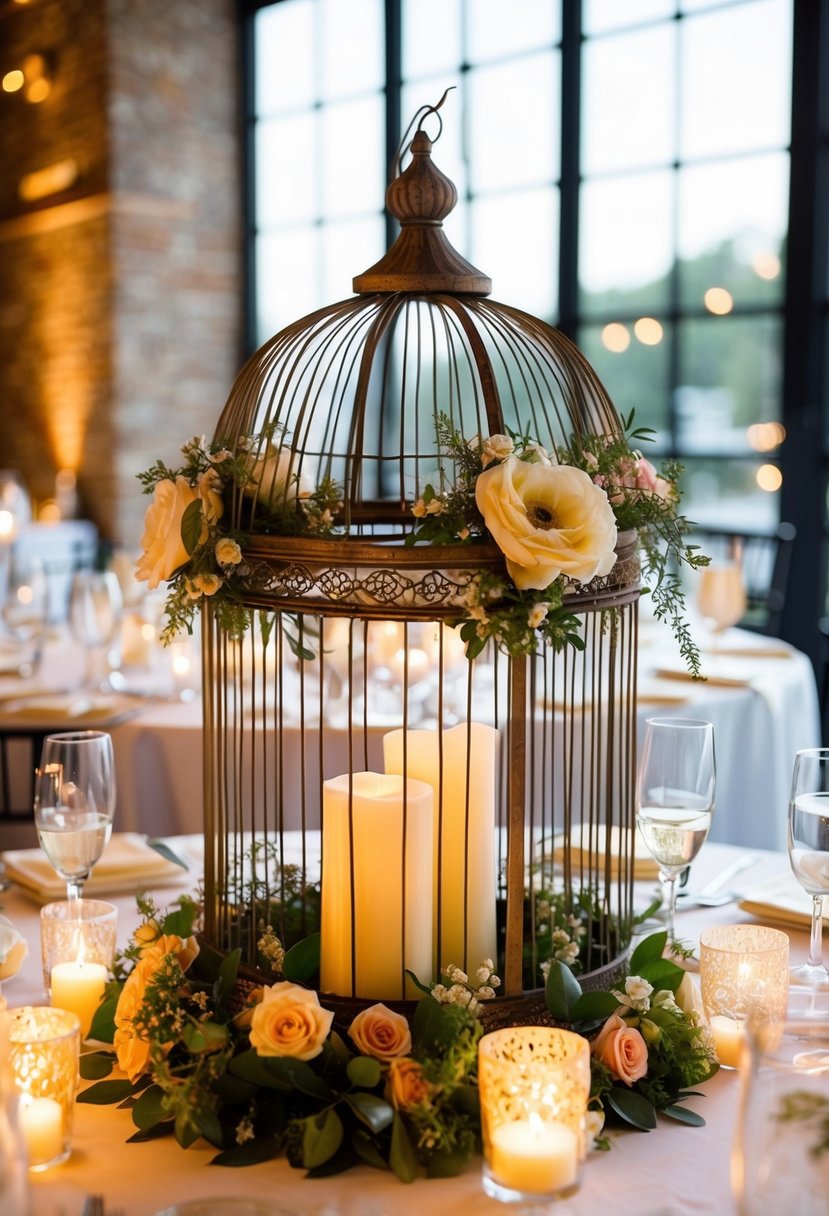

left=703, top=644, right=793, bottom=660
left=2, top=832, right=187, bottom=903
left=651, top=662, right=753, bottom=688
left=550, top=824, right=660, bottom=880
left=738, top=870, right=828, bottom=930
left=0, top=691, right=116, bottom=718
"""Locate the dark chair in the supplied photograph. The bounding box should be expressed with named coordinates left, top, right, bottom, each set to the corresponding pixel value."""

left=0, top=727, right=50, bottom=850
left=692, top=523, right=797, bottom=637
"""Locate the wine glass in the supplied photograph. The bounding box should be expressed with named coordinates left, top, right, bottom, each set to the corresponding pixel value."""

left=787, top=747, right=829, bottom=992
left=697, top=563, right=747, bottom=647
left=68, top=571, right=123, bottom=691
left=1, top=555, right=49, bottom=676
left=635, top=717, right=716, bottom=942
left=33, top=731, right=116, bottom=906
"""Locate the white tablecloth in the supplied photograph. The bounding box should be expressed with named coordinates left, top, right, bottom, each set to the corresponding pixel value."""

left=0, top=839, right=817, bottom=1216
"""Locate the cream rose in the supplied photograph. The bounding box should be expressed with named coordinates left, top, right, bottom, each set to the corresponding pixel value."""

left=348, top=1003, right=412, bottom=1063
left=481, top=433, right=514, bottom=467
left=249, top=981, right=333, bottom=1061
left=245, top=444, right=312, bottom=508
left=0, top=915, right=27, bottom=982
left=136, top=477, right=198, bottom=589
left=475, top=457, right=618, bottom=591
left=388, top=1057, right=431, bottom=1110
left=215, top=537, right=242, bottom=567
left=593, top=1013, right=648, bottom=1086
left=193, top=573, right=223, bottom=597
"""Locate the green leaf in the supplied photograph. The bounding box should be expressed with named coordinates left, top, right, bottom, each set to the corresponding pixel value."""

left=353, top=1128, right=389, bottom=1171
left=183, top=1020, right=229, bottom=1054
left=79, top=1052, right=114, bottom=1080
left=327, top=1030, right=351, bottom=1062
left=571, top=992, right=620, bottom=1023
left=390, top=1113, right=420, bottom=1183
left=630, top=931, right=668, bottom=973
left=87, top=995, right=118, bottom=1045
left=78, top=1078, right=134, bottom=1105
left=404, top=968, right=432, bottom=997
left=180, top=498, right=203, bottom=555
left=132, top=1084, right=168, bottom=1131
left=174, top=1111, right=201, bottom=1149
left=302, top=1108, right=344, bottom=1170
left=347, top=1056, right=382, bottom=1089
left=544, top=959, right=583, bottom=1022
left=194, top=1108, right=224, bottom=1148
left=146, top=839, right=188, bottom=869
left=426, top=1148, right=471, bottom=1178
left=282, top=933, right=321, bottom=983
left=605, top=1086, right=658, bottom=1131
left=264, top=1057, right=334, bottom=1101
left=216, top=948, right=242, bottom=1003
left=662, top=1104, right=706, bottom=1127
left=212, top=1072, right=257, bottom=1105
left=346, top=1092, right=394, bottom=1134
left=211, top=1137, right=281, bottom=1167
left=412, top=995, right=453, bottom=1051
left=161, top=901, right=198, bottom=938
left=637, top=958, right=683, bottom=993
left=229, top=1050, right=292, bottom=1090
left=127, top=1121, right=174, bottom=1143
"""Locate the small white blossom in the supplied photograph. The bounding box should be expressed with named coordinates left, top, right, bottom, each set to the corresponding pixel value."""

left=527, top=603, right=548, bottom=629
left=540, top=960, right=551, bottom=982
left=481, top=433, right=514, bottom=467
left=412, top=499, right=427, bottom=518
left=554, top=942, right=579, bottom=965
left=585, top=1108, right=605, bottom=1150
left=425, top=498, right=444, bottom=515
left=551, top=928, right=571, bottom=948
left=611, top=975, right=654, bottom=1013
left=208, top=448, right=233, bottom=464
left=477, top=985, right=496, bottom=1000
left=651, top=989, right=680, bottom=1013
left=522, top=443, right=552, bottom=465
left=445, top=965, right=468, bottom=985
left=235, top=1116, right=255, bottom=1145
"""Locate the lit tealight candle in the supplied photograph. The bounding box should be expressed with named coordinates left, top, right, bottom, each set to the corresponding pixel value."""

left=51, top=960, right=107, bottom=1039
left=709, top=1014, right=745, bottom=1070
left=489, top=1118, right=579, bottom=1195
left=18, top=1095, right=64, bottom=1168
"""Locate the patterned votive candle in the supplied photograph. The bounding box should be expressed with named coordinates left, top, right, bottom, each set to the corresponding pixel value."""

left=699, top=924, right=789, bottom=1070
left=2, top=1006, right=81, bottom=1169
left=478, top=1026, right=591, bottom=1204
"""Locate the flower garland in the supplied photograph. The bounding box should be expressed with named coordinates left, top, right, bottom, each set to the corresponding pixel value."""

left=78, top=904, right=717, bottom=1178
left=136, top=413, right=707, bottom=672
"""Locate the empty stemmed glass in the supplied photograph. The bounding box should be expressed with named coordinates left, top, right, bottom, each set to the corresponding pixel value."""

left=69, top=571, right=123, bottom=691
left=635, top=717, right=716, bottom=942
left=33, top=731, right=116, bottom=907
left=787, top=747, right=829, bottom=992
left=1, top=554, right=49, bottom=676
left=697, top=562, right=747, bottom=648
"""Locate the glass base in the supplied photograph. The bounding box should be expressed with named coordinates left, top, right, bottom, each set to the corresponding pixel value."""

left=483, top=1165, right=579, bottom=1205
left=790, top=961, right=829, bottom=991
left=29, top=1144, right=71, bottom=1172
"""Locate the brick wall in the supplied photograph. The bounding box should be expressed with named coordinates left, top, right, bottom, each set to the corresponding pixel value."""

left=0, top=0, right=243, bottom=548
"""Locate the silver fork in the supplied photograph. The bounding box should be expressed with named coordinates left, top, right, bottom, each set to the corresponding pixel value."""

left=82, top=1197, right=104, bottom=1216
left=677, top=853, right=758, bottom=906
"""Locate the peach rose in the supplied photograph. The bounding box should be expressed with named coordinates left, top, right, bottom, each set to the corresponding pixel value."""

left=113, top=935, right=198, bottom=1080
left=348, top=1003, right=412, bottom=1063
left=475, top=457, right=618, bottom=591
left=388, top=1057, right=431, bottom=1111
left=0, top=915, right=27, bottom=982
left=249, top=981, right=333, bottom=1061
left=593, top=1013, right=648, bottom=1086
left=136, top=477, right=198, bottom=589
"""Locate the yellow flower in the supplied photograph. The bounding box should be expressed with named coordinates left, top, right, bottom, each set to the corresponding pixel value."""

left=113, top=935, right=199, bottom=1081
left=0, top=915, right=27, bottom=982
left=193, top=573, right=223, bottom=597
left=215, top=537, right=242, bottom=567
left=249, top=981, right=333, bottom=1061
left=348, top=1003, right=412, bottom=1063
left=136, top=477, right=198, bottom=589
left=475, top=456, right=618, bottom=591
left=388, top=1057, right=432, bottom=1111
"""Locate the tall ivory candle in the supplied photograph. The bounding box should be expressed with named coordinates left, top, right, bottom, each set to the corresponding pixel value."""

left=51, top=960, right=107, bottom=1039
left=320, top=771, right=433, bottom=999
left=384, top=722, right=498, bottom=973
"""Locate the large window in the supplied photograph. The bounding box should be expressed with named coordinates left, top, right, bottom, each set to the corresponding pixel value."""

left=247, top=0, right=828, bottom=656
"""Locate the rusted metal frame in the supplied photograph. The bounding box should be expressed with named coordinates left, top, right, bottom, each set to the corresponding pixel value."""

left=202, top=604, right=218, bottom=943
left=346, top=298, right=407, bottom=524
left=434, top=623, right=446, bottom=971
left=526, top=656, right=539, bottom=982
left=400, top=626, right=410, bottom=997
left=472, top=302, right=566, bottom=446
left=432, top=299, right=483, bottom=447
left=439, top=296, right=505, bottom=435
left=504, top=654, right=528, bottom=996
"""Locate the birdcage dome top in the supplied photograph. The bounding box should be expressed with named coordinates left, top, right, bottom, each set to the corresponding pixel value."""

left=211, top=103, right=633, bottom=619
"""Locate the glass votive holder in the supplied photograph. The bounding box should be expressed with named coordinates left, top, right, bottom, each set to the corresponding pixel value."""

left=699, top=924, right=790, bottom=1070
left=2, top=1006, right=81, bottom=1170
left=478, top=1026, right=590, bottom=1204
left=41, top=899, right=117, bottom=1039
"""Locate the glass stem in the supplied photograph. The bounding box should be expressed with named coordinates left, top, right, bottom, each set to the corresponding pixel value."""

left=808, top=894, right=824, bottom=968
left=662, top=872, right=678, bottom=942
left=66, top=878, right=84, bottom=909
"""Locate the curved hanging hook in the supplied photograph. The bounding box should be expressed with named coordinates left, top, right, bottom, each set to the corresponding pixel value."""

left=390, top=86, right=455, bottom=182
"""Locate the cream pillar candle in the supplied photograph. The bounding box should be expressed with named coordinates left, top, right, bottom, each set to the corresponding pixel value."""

left=384, top=722, right=498, bottom=973
left=50, top=960, right=107, bottom=1039
left=320, top=771, right=433, bottom=999
left=708, top=1014, right=745, bottom=1069
left=489, top=1119, right=579, bottom=1195
left=18, top=1095, right=63, bottom=1167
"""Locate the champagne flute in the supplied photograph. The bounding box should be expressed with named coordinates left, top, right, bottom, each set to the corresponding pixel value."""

left=636, top=717, right=716, bottom=941
left=787, top=748, right=829, bottom=992
left=1, top=555, right=49, bottom=676
left=697, top=562, right=747, bottom=648
left=69, top=571, right=123, bottom=691
left=33, top=731, right=116, bottom=906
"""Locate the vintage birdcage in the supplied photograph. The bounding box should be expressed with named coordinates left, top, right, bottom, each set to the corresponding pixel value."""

left=201, top=102, right=640, bottom=1022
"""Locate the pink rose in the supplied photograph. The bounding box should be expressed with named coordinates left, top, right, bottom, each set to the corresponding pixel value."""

left=348, top=1003, right=412, bottom=1062
left=593, top=1013, right=648, bottom=1085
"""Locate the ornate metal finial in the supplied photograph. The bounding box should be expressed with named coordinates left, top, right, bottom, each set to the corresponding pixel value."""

left=353, top=91, right=492, bottom=296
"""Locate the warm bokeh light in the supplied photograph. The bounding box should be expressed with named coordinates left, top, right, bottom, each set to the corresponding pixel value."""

left=2, top=70, right=24, bottom=93
left=634, top=317, right=663, bottom=346
left=0, top=510, right=15, bottom=537
left=752, top=251, right=781, bottom=280
left=15, top=584, right=34, bottom=607
left=38, top=501, right=62, bottom=523
left=172, top=653, right=192, bottom=676
left=26, top=76, right=51, bottom=103
left=601, top=322, right=630, bottom=353
left=746, top=421, right=786, bottom=452
left=756, top=464, right=783, bottom=492
left=19, top=159, right=78, bottom=202
left=703, top=287, right=734, bottom=315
